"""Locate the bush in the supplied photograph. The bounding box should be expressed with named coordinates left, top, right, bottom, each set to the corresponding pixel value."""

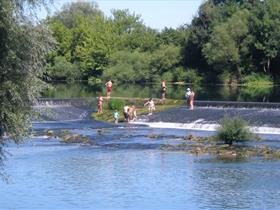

left=242, top=73, right=273, bottom=87
left=108, top=99, right=125, bottom=110
left=46, top=56, right=80, bottom=81
left=88, top=77, right=102, bottom=86
left=216, top=115, right=253, bottom=145
left=161, top=71, right=174, bottom=82
left=173, top=68, right=202, bottom=84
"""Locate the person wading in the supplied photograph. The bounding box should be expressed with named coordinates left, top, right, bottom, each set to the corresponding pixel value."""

left=185, top=88, right=195, bottom=110
left=144, top=98, right=155, bottom=115
left=97, top=95, right=104, bottom=113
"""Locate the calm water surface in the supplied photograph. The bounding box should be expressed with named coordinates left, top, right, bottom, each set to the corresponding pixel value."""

left=1, top=127, right=280, bottom=210
left=42, top=82, right=280, bottom=102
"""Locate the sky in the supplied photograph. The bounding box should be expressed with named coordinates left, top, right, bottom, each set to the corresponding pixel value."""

left=39, top=0, right=204, bottom=30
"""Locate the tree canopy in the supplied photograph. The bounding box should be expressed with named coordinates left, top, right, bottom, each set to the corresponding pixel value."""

left=44, top=0, right=280, bottom=85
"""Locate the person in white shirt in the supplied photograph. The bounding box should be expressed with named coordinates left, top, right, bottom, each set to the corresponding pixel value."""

left=185, top=88, right=195, bottom=110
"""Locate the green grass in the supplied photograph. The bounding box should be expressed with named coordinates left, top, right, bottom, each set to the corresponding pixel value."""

left=92, top=98, right=183, bottom=122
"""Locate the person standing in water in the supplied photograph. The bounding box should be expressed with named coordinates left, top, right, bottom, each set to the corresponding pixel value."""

left=185, top=88, right=195, bottom=110
left=105, top=80, right=113, bottom=98
left=97, top=95, right=103, bottom=113
left=161, top=80, right=167, bottom=101
left=128, top=105, right=137, bottom=121
left=123, top=105, right=130, bottom=122
left=144, top=98, right=155, bottom=115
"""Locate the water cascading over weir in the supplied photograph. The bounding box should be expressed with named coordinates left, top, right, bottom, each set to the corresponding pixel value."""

left=32, top=98, right=112, bottom=130
left=33, top=98, right=280, bottom=134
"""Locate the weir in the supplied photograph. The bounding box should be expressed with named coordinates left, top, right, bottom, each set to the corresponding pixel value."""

left=33, top=98, right=280, bottom=134
left=35, top=98, right=95, bottom=107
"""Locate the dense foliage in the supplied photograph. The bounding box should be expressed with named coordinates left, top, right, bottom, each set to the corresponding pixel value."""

left=44, top=2, right=193, bottom=83
left=44, top=0, right=280, bottom=85
left=0, top=0, right=52, bottom=175
left=184, top=0, right=280, bottom=84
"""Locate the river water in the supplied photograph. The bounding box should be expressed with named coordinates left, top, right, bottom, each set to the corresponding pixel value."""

left=1, top=82, right=280, bottom=209
left=42, top=82, right=280, bottom=102
left=1, top=124, right=280, bottom=209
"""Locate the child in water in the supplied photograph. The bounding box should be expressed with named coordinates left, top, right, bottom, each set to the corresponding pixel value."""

left=113, top=110, right=119, bottom=125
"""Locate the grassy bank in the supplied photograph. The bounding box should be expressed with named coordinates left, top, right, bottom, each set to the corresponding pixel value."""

left=91, top=97, right=184, bottom=122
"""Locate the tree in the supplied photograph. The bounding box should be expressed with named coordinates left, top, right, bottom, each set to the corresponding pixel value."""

left=251, top=0, right=280, bottom=74
left=0, top=0, right=53, bottom=176
left=46, top=2, right=114, bottom=80
left=202, top=9, right=250, bottom=78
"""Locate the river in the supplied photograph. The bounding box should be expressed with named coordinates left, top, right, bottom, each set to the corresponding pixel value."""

left=42, top=82, right=280, bottom=102
left=1, top=82, right=280, bottom=209
left=1, top=124, right=280, bottom=209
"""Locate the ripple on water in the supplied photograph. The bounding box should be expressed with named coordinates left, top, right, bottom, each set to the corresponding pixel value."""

left=1, top=127, right=280, bottom=209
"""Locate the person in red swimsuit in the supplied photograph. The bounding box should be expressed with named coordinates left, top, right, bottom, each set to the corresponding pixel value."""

left=105, top=80, right=113, bottom=98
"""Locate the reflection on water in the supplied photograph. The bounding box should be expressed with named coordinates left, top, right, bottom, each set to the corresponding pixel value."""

left=1, top=127, right=280, bottom=209
left=42, top=82, right=280, bottom=102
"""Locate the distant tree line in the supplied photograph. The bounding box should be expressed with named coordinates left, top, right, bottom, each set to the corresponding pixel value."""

left=44, top=0, right=280, bottom=85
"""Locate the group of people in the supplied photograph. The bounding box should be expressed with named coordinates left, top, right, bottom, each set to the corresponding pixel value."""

left=97, top=79, right=195, bottom=125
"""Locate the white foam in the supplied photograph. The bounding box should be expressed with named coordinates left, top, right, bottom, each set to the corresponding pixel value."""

left=131, top=121, right=280, bottom=135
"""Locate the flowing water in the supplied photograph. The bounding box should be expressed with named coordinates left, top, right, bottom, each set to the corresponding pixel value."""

left=1, top=84, right=280, bottom=209
left=1, top=125, right=280, bottom=209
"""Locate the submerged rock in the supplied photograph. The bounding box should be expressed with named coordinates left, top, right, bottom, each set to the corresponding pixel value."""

left=47, top=130, right=54, bottom=136
left=62, top=134, right=90, bottom=144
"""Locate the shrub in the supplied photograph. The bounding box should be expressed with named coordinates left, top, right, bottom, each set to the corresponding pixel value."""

left=173, top=68, right=202, bottom=84
left=216, top=115, right=253, bottom=145
left=88, top=77, right=102, bottom=86
left=161, top=71, right=174, bottom=82
left=242, top=72, right=273, bottom=87
left=108, top=99, right=125, bottom=110
left=46, top=56, right=80, bottom=81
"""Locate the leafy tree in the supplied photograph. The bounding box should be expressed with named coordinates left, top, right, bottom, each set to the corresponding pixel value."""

left=0, top=0, right=52, bottom=176
left=110, top=9, right=158, bottom=51
left=183, top=0, right=280, bottom=82
left=47, top=2, right=113, bottom=80
left=202, top=9, right=250, bottom=78
left=157, top=26, right=188, bottom=46
left=150, top=44, right=181, bottom=77
left=250, top=0, right=280, bottom=74
left=103, top=50, right=151, bottom=83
